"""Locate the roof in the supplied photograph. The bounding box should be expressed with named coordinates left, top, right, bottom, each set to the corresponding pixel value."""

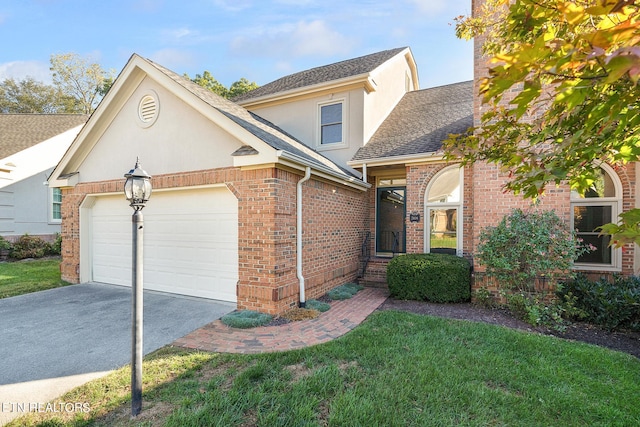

left=0, top=114, right=89, bottom=159
left=146, top=58, right=358, bottom=179
left=232, top=47, right=409, bottom=103
left=351, top=81, right=473, bottom=162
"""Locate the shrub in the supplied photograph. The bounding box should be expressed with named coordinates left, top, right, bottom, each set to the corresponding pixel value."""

left=559, top=274, right=640, bottom=331
left=49, top=233, right=62, bottom=255
left=327, top=283, right=363, bottom=301
left=10, top=234, right=50, bottom=259
left=306, top=299, right=331, bottom=312
left=0, top=236, right=11, bottom=251
left=477, top=209, right=588, bottom=293
left=221, top=310, right=273, bottom=329
left=387, top=253, right=471, bottom=303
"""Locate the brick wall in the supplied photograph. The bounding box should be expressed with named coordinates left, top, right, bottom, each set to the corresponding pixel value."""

left=60, top=165, right=368, bottom=316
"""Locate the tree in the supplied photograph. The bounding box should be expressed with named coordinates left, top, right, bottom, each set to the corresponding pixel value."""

left=186, top=72, right=259, bottom=99
left=50, top=53, right=115, bottom=114
left=446, top=0, right=640, bottom=245
left=228, top=77, right=259, bottom=98
left=0, top=77, right=63, bottom=113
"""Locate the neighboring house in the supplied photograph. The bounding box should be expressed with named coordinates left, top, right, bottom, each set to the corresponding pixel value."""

left=0, top=114, right=88, bottom=242
left=48, top=43, right=639, bottom=315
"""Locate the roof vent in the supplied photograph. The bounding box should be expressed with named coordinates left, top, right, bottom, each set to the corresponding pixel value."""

left=137, top=91, right=159, bottom=128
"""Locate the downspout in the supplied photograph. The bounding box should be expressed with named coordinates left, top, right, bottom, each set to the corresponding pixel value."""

left=362, top=163, right=367, bottom=184
left=297, top=167, right=311, bottom=308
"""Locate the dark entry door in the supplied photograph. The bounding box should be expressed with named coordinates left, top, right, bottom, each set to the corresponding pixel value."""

left=376, top=187, right=406, bottom=254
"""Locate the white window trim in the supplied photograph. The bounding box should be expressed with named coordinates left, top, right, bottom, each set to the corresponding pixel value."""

left=424, top=165, right=464, bottom=256
left=570, top=163, right=622, bottom=272
left=49, top=187, right=62, bottom=224
left=316, top=98, right=347, bottom=151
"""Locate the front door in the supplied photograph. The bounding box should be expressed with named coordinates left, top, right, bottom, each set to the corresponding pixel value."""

left=376, top=186, right=406, bottom=254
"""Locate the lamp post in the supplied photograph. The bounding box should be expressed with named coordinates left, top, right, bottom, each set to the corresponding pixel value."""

left=123, top=157, right=152, bottom=417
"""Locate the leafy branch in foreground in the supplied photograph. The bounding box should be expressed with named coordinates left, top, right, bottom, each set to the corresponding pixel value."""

left=446, top=0, right=640, bottom=243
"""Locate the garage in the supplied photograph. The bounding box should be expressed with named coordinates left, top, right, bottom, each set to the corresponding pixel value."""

left=88, top=186, right=238, bottom=302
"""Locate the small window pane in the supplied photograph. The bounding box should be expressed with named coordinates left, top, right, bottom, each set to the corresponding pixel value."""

left=427, top=167, right=460, bottom=203
left=321, top=103, right=342, bottom=125
left=52, top=188, right=62, bottom=220
left=573, top=168, right=616, bottom=198
left=430, top=208, right=457, bottom=250
left=321, top=123, right=342, bottom=144
left=574, top=205, right=613, bottom=264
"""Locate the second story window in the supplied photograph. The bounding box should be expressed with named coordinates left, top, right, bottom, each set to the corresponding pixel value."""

left=320, top=102, right=343, bottom=145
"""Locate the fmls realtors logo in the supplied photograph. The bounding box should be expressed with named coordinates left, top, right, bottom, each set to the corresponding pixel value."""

left=1, top=401, right=91, bottom=414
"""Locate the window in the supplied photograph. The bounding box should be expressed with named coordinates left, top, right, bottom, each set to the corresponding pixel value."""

left=319, top=101, right=343, bottom=145
left=571, top=165, right=622, bottom=270
left=425, top=166, right=463, bottom=256
left=51, top=187, right=62, bottom=222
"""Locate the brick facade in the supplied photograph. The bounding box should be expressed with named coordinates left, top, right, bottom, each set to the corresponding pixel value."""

left=60, top=165, right=368, bottom=315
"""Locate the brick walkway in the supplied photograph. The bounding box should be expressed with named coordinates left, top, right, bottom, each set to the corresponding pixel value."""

left=173, top=287, right=389, bottom=354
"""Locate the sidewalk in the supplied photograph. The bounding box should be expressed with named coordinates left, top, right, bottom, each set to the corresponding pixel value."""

left=173, top=287, right=389, bottom=354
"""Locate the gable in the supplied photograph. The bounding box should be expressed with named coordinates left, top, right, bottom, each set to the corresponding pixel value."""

left=77, top=77, right=246, bottom=184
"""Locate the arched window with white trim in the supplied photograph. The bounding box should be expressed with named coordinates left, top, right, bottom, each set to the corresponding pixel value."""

left=571, top=164, right=622, bottom=270
left=425, top=165, right=463, bottom=256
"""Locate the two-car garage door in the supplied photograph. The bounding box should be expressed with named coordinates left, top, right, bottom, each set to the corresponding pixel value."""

left=88, top=187, right=238, bottom=302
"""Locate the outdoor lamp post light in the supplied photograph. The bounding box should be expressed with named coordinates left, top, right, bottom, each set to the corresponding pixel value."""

left=124, top=157, right=152, bottom=417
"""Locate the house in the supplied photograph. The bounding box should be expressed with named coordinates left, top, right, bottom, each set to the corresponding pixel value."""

left=0, top=114, right=88, bottom=243
left=48, top=43, right=638, bottom=315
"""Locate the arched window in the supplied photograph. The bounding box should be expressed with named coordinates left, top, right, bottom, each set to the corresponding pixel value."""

left=571, top=164, right=622, bottom=270
left=425, top=165, right=463, bottom=256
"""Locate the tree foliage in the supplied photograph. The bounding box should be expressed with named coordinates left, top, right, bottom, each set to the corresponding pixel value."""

left=446, top=0, right=640, bottom=244
left=50, top=53, right=115, bottom=114
left=186, top=71, right=259, bottom=99
left=0, top=77, right=63, bottom=113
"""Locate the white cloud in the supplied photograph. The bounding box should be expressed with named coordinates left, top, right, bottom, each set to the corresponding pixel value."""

left=231, top=20, right=354, bottom=59
left=0, top=60, right=51, bottom=83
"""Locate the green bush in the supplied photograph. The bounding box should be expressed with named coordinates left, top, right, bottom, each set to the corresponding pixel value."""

left=10, top=234, right=50, bottom=259
left=327, top=283, right=363, bottom=300
left=387, top=253, right=471, bottom=303
left=221, top=310, right=273, bottom=329
left=306, top=299, right=331, bottom=312
left=49, top=233, right=62, bottom=255
left=559, top=274, right=640, bottom=331
left=477, top=209, right=588, bottom=293
left=0, top=236, right=11, bottom=252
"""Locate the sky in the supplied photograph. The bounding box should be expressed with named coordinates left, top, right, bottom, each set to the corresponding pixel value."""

left=0, top=0, right=473, bottom=90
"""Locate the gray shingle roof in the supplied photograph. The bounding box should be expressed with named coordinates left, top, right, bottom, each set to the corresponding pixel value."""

left=146, top=58, right=357, bottom=179
left=0, top=114, right=88, bottom=159
left=351, top=81, right=473, bottom=161
left=232, top=47, right=409, bottom=103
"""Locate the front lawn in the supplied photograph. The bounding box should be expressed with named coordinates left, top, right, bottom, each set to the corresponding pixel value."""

left=0, top=258, right=70, bottom=299
left=12, top=310, right=640, bottom=426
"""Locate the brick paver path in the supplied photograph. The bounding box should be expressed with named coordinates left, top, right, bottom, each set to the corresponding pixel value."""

left=173, top=287, right=389, bottom=354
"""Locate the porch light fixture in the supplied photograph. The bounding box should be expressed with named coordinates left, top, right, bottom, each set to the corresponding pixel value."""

left=124, top=157, right=152, bottom=417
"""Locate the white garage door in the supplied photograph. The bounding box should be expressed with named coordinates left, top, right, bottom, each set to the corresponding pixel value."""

left=90, top=187, right=238, bottom=302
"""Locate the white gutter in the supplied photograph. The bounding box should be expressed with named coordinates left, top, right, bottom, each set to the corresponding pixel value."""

left=297, top=167, right=311, bottom=307
left=348, top=152, right=445, bottom=168
left=277, top=150, right=370, bottom=190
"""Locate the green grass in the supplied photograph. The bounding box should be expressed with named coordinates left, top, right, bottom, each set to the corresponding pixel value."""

left=0, top=258, right=70, bottom=299
left=12, top=310, right=640, bottom=427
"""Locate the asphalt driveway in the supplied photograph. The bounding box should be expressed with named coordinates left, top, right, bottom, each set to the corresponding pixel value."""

left=0, top=283, right=234, bottom=423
